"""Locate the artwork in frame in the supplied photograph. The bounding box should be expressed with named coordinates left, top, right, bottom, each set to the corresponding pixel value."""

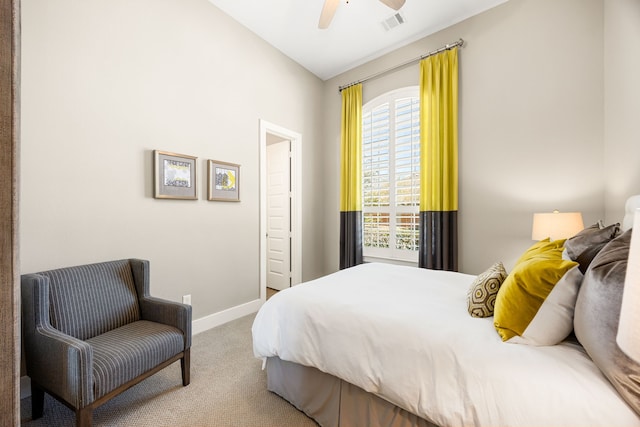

left=208, top=160, right=240, bottom=202
left=154, top=150, right=198, bottom=200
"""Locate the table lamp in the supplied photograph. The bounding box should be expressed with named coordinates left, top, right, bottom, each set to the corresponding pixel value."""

left=531, top=210, right=584, bottom=241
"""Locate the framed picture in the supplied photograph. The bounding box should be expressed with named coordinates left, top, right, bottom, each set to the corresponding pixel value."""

left=208, top=160, right=240, bottom=202
left=154, top=150, right=198, bottom=200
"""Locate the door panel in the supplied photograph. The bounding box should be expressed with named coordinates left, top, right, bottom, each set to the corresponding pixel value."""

left=266, top=141, right=291, bottom=290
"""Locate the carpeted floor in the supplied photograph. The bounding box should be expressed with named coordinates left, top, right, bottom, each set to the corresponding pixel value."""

left=20, top=314, right=318, bottom=426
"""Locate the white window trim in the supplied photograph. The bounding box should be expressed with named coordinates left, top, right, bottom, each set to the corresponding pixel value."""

left=362, top=86, right=420, bottom=264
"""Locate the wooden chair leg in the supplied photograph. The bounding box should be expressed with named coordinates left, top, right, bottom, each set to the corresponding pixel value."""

left=31, top=381, right=44, bottom=419
left=181, top=348, right=191, bottom=386
left=76, top=406, right=93, bottom=427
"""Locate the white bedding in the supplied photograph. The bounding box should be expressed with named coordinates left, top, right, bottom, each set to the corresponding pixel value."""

left=252, top=262, right=640, bottom=427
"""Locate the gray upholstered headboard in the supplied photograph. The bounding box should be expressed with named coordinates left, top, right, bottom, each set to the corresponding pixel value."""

left=622, top=195, right=640, bottom=231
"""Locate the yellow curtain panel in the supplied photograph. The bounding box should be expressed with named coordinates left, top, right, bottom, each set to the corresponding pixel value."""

left=339, top=84, right=363, bottom=269
left=419, top=47, right=459, bottom=271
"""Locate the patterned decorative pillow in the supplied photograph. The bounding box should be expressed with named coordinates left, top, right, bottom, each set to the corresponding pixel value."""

left=565, top=222, right=620, bottom=273
left=467, top=262, right=507, bottom=318
left=573, top=229, right=640, bottom=416
left=494, top=241, right=582, bottom=346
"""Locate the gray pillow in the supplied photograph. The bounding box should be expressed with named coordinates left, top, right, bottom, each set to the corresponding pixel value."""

left=573, top=229, right=640, bottom=415
left=565, top=222, right=620, bottom=273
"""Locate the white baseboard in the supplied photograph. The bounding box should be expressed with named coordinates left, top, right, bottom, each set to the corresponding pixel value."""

left=192, top=298, right=262, bottom=335
left=19, top=299, right=263, bottom=400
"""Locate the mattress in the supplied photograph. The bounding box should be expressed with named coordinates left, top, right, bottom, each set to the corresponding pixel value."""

left=252, top=262, right=640, bottom=427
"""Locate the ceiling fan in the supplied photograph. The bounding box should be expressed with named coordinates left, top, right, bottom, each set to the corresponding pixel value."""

left=318, top=0, right=406, bottom=29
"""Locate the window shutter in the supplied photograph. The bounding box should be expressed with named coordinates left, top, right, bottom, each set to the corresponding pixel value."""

left=362, top=88, right=420, bottom=261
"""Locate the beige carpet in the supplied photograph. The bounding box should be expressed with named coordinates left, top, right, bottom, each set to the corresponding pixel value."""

left=20, top=314, right=318, bottom=427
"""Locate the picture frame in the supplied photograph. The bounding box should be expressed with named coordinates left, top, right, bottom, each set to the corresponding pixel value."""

left=154, top=150, right=198, bottom=200
left=208, top=160, right=240, bottom=202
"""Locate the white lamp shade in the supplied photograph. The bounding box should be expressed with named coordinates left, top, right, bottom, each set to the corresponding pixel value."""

left=617, top=209, right=640, bottom=362
left=531, top=211, right=584, bottom=240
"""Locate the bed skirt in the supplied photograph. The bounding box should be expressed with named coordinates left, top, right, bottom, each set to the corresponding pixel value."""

left=266, top=357, right=438, bottom=427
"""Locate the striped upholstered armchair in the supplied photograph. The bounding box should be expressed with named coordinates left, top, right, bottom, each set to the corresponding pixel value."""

left=21, top=259, right=192, bottom=427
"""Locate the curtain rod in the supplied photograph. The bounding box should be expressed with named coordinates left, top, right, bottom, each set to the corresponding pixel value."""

left=338, top=38, right=464, bottom=92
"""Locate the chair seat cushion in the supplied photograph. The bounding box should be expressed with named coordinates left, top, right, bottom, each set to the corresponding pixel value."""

left=86, top=320, right=184, bottom=399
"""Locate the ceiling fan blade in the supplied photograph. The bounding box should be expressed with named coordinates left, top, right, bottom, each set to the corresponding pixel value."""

left=318, top=0, right=340, bottom=29
left=379, top=0, right=406, bottom=10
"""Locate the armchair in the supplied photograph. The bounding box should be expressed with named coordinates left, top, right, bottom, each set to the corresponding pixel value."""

left=21, top=259, right=192, bottom=427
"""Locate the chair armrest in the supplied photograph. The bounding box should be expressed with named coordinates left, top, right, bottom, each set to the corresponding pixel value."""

left=129, top=259, right=192, bottom=348
left=139, top=296, right=192, bottom=349
left=21, top=274, right=94, bottom=407
left=31, top=326, right=94, bottom=407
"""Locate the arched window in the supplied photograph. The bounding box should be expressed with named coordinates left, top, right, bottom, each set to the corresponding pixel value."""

left=362, top=87, right=420, bottom=263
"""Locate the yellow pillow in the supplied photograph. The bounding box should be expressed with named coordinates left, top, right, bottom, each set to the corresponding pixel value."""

left=515, top=238, right=566, bottom=264
left=494, top=241, right=581, bottom=346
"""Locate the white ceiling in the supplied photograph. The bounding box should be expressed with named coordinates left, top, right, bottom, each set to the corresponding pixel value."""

left=207, top=0, right=510, bottom=80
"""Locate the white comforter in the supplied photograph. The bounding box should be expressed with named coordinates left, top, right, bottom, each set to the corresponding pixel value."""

left=252, top=263, right=640, bottom=427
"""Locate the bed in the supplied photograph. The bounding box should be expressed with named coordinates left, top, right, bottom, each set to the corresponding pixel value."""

left=252, top=197, right=640, bottom=427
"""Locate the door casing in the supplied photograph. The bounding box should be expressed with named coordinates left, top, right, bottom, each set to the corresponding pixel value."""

left=259, top=119, right=302, bottom=302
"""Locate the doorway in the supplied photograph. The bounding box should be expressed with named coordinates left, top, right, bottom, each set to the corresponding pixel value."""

left=266, top=137, right=291, bottom=291
left=259, top=120, right=302, bottom=301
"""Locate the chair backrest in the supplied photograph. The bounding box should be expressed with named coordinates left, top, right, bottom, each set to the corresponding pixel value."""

left=39, top=259, right=141, bottom=340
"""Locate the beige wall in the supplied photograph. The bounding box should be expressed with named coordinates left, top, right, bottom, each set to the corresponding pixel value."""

left=323, top=0, right=606, bottom=274
left=604, top=0, right=640, bottom=223
left=20, top=0, right=325, bottom=320
left=20, top=0, right=639, bottom=325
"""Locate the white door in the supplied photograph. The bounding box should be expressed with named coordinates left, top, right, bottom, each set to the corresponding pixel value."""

left=266, top=140, right=291, bottom=290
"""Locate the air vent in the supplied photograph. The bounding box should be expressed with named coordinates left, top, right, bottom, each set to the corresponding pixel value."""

left=381, top=12, right=406, bottom=31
